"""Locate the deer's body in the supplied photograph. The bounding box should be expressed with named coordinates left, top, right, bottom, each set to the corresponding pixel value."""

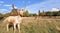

left=3, top=15, right=22, bottom=33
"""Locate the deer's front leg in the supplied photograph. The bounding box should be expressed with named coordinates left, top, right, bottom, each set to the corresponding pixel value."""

left=7, top=24, right=9, bottom=32
left=14, top=24, right=16, bottom=33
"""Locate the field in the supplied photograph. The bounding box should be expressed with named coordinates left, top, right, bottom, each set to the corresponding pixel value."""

left=0, top=17, right=60, bottom=33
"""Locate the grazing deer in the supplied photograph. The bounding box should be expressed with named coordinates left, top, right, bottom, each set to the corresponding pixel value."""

left=3, top=4, right=26, bottom=33
left=3, top=10, right=26, bottom=33
left=3, top=15, right=22, bottom=33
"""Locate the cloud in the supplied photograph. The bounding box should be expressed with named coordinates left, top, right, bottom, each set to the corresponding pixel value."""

left=0, top=9, right=8, bottom=11
left=28, top=1, right=31, bottom=4
left=14, top=6, right=18, bottom=9
left=22, top=1, right=25, bottom=3
left=26, top=0, right=60, bottom=13
left=0, top=1, right=4, bottom=3
left=3, top=4, right=18, bottom=9
left=0, top=9, right=9, bottom=14
left=0, top=4, right=2, bottom=6
left=0, top=1, right=4, bottom=6
left=22, top=0, right=31, bottom=4
left=51, top=8, right=60, bottom=11
left=4, top=4, right=11, bottom=7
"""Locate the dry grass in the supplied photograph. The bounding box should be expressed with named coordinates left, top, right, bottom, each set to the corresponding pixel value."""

left=0, top=17, right=60, bottom=33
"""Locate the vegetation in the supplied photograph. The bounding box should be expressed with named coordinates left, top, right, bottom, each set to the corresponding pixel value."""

left=0, top=10, right=60, bottom=17
left=0, top=17, right=60, bottom=33
left=23, top=11, right=30, bottom=17
left=39, top=10, right=60, bottom=16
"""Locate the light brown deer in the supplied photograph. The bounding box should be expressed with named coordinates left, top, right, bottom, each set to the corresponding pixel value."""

left=3, top=9, right=26, bottom=33
left=3, top=15, right=22, bottom=33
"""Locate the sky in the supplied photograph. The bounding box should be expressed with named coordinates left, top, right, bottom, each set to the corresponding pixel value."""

left=0, top=0, right=60, bottom=14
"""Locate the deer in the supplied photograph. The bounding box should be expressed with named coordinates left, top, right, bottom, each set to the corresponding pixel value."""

left=3, top=9, right=26, bottom=33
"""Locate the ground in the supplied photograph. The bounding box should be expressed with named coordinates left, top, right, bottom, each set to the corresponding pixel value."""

left=0, top=17, right=60, bottom=33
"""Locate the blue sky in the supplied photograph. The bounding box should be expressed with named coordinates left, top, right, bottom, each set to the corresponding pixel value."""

left=0, top=0, right=60, bottom=14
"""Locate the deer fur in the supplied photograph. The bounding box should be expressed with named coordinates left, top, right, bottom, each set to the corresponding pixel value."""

left=3, top=15, right=22, bottom=33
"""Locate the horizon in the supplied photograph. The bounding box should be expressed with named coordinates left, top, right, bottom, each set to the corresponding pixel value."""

left=0, top=0, right=60, bottom=14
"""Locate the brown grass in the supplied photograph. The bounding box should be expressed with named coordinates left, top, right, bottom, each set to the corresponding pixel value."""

left=0, top=17, right=60, bottom=33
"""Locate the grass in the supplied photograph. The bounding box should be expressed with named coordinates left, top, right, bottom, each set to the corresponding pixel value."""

left=0, top=17, right=60, bottom=33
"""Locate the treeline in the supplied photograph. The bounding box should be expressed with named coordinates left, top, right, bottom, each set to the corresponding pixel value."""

left=23, top=11, right=37, bottom=17
left=38, top=10, right=60, bottom=16
left=0, top=10, right=60, bottom=17
left=24, top=10, right=60, bottom=17
left=0, top=13, right=11, bottom=17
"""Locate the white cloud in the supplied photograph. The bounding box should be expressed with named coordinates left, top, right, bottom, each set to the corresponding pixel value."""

left=22, top=1, right=25, bottom=3
left=3, top=4, right=18, bottom=9
left=0, top=9, right=9, bottom=14
left=22, top=1, right=31, bottom=4
left=0, top=9, right=11, bottom=14
left=28, top=1, right=31, bottom=4
left=51, top=8, right=60, bottom=11
left=0, top=4, right=1, bottom=6
left=4, top=4, right=11, bottom=7
left=0, top=1, right=4, bottom=3
left=0, top=9, right=8, bottom=11
left=26, top=0, right=60, bottom=13
left=15, top=6, right=18, bottom=9
left=0, top=1, right=4, bottom=6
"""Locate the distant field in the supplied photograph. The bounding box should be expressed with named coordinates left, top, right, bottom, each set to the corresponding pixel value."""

left=0, top=17, right=60, bottom=33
